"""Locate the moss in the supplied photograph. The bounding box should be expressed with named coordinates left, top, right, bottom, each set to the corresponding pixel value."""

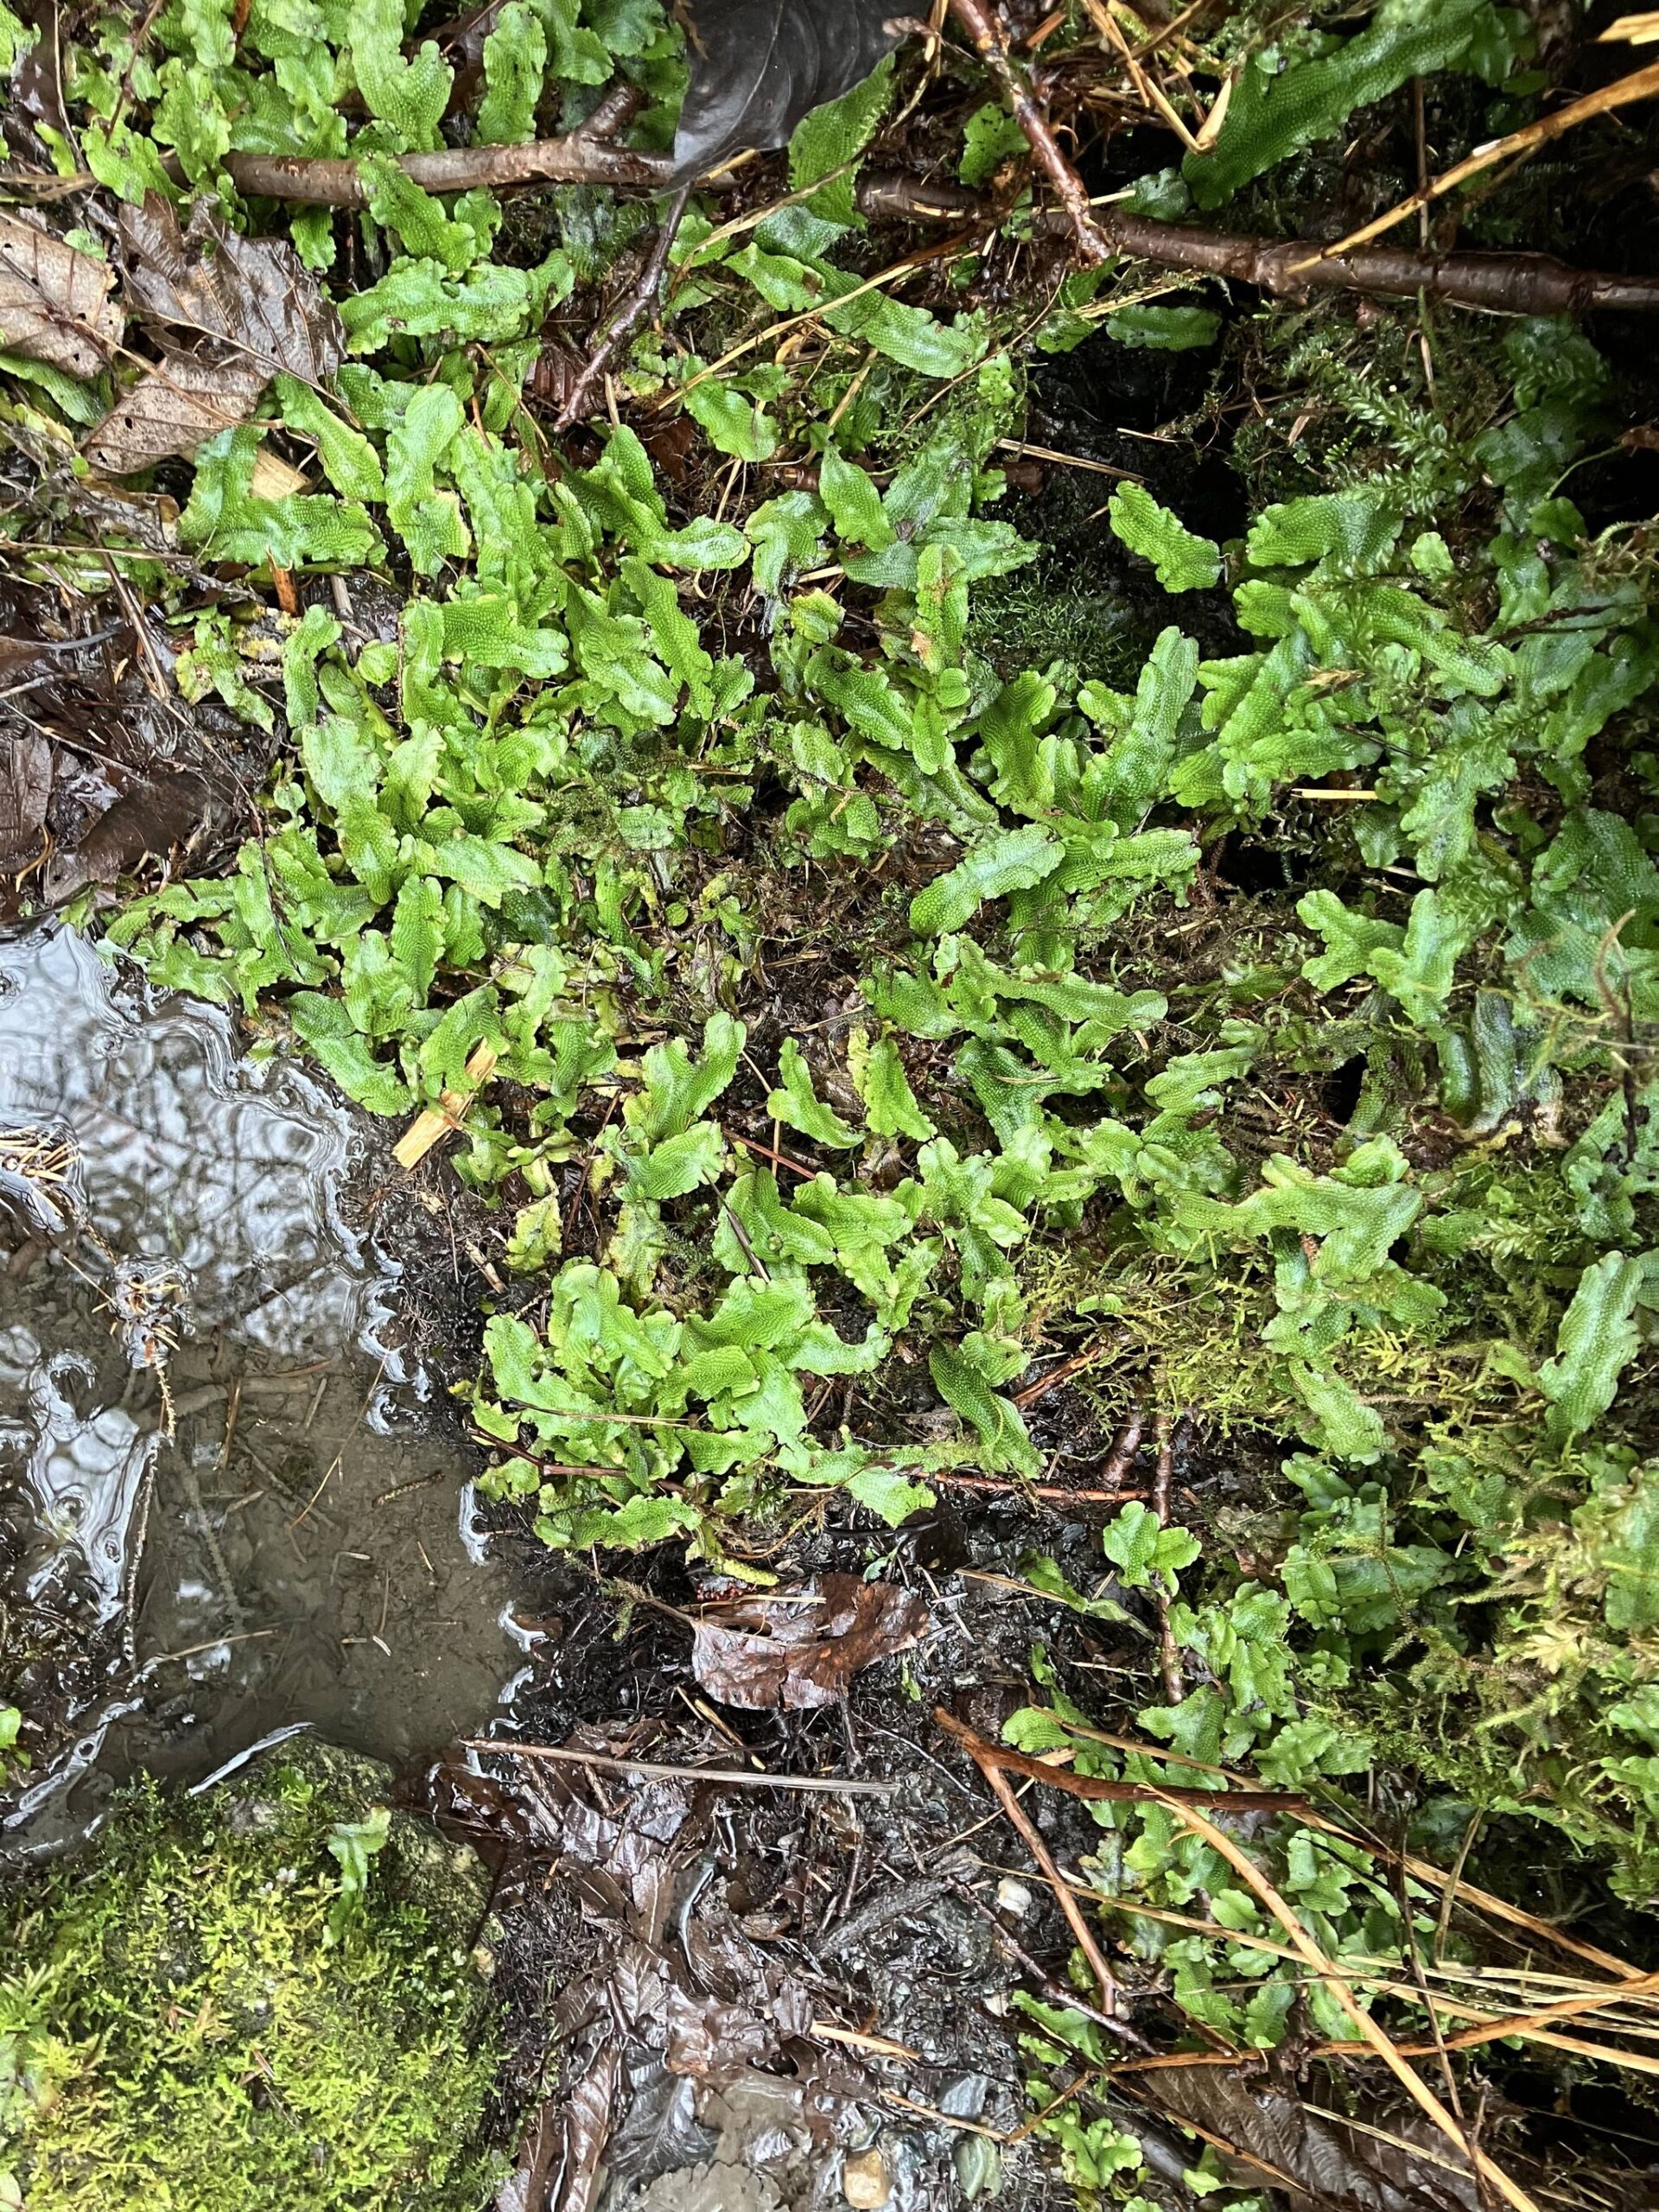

left=0, top=1743, right=502, bottom=2212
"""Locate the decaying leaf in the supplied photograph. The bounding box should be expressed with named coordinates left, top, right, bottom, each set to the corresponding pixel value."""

left=83, top=351, right=269, bottom=477
left=690, top=1573, right=929, bottom=1709
left=0, top=210, right=123, bottom=378
left=0, top=733, right=53, bottom=873
left=1147, top=2064, right=1484, bottom=2212
left=117, top=196, right=344, bottom=378
left=40, top=769, right=217, bottom=905
left=85, top=198, right=344, bottom=475
left=672, top=0, right=905, bottom=180
left=553, top=2044, right=620, bottom=2212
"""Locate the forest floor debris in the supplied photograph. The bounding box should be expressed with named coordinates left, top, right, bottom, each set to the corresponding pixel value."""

left=4, top=1, right=1659, bottom=2208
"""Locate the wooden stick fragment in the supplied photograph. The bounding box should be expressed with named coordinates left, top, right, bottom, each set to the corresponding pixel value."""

left=1099, top=1411, right=1146, bottom=1487
left=554, top=182, right=693, bottom=431
left=1150, top=1410, right=1185, bottom=1706
left=933, top=1475, right=1152, bottom=1504
left=394, top=1042, right=499, bottom=1171
left=933, top=1707, right=1307, bottom=1813
left=226, top=90, right=668, bottom=204
left=946, top=0, right=1115, bottom=263
left=855, top=171, right=1659, bottom=314
left=466, top=1738, right=898, bottom=1797
left=1013, top=1340, right=1112, bottom=1405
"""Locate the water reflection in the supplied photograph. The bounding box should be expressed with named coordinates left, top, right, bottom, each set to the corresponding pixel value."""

left=0, top=926, right=518, bottom=1850
left=0, top=926, right=366, bottom=1351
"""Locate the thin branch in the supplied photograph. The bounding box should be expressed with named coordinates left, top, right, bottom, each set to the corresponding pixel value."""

left=465, top=1738, right=898, bottom=1797
left=931, top=1474, right=1153, bottom=1503
left=950, top=1719, right=1126, bottom=2015
left=225, top=92, right=671, bottom=206
left=857, top=172, right=1659, bottom=315
left=1012, top=1340, right=1113, bottom=1407
left=932, top=1707, right=1307, bottom=1813
left=1150, top=1409, right=1185, bottom=1707
left=945, top=0, right=1114, bottom=263
left=554, top=182, right=691, bottom=430
left=1100, top=1410, right=1147, bottom=1487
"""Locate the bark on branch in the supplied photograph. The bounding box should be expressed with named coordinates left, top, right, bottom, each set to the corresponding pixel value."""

left=856, top=173, right=1659, bottom=315
left=938, top=0, right=1659, bottom=314
left=224, top=91, right=671, bottom=205
left=211, top=16, right=1659, bottom=320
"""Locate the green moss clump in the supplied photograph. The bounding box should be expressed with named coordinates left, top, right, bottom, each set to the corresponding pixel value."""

left=0, top=1745, right=502, bottom=2212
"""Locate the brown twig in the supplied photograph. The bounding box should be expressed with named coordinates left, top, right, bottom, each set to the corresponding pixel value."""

left=224, top=90, right=670, bottom=206
left=466, top=1738, right=898, bottom=1797
left=1151, top=1409, right=1185, bottom=1706
left=946, top=1874, right=1150, bottom=2047
left=943, top=0, right=1659, bottom=320
left=1100, top=1411, right=1146, bottom=1487
left=945, top=0, right=1114, bottom=263
left=932, top=1473, right=1151, bottom=1504
left=722, top=1125, right=820, bottom=1179
left=857, top=170, right=1659, bottom=313
left=554, top=182, right=692, bottom=431
left=933, top=1707, right=1308, bottom=1814
left=951, top=1718, right=1125, bottom=2014
left=1013, top=1341, right=1110, bottom=1407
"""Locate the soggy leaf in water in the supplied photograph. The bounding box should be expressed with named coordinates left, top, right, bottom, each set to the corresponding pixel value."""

left=0, top=211, right=122, bottom=378
left=690, top=1574, right=929, bottom=1709
left=86, top=198, right=345, bottom=474
left=671, top=0, right=906, bottom=181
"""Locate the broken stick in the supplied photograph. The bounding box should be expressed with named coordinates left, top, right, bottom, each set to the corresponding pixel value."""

left=393, top=1042, right=499, bottom=1172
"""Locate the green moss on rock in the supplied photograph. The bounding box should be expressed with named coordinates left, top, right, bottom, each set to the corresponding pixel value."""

left=0, top=1742, right=501, bottom=2212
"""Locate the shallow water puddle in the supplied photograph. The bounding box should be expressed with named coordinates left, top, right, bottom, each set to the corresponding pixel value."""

left=0, top=926, right=520, bottom=1850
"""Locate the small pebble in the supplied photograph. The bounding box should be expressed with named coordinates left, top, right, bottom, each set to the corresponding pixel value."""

left=842, top=2146, right=890, bottom=2209
left=995, top=1877, right=1033, bottom=1917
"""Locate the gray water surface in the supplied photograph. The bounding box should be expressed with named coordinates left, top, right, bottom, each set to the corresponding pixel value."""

left=0, top=926, right=521, bottom=1849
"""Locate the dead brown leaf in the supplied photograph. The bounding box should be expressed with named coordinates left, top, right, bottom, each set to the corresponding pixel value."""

left=554, top=2045, right=620, bottom=2212
left=690, top=1574, right=929, bottom=1711
left=117, top=195, right=344, bottom=378
left=84, top=197, right=344, bottom=475
left=0, top=210, right=123, bottom=378
left=1143, top=2065, right=1484, bottom=2212
left=0, top=733, right=53, bottom=873
left=40, top=767, right=217, bottom=904
left=82, top=349, right=268, bottom=477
